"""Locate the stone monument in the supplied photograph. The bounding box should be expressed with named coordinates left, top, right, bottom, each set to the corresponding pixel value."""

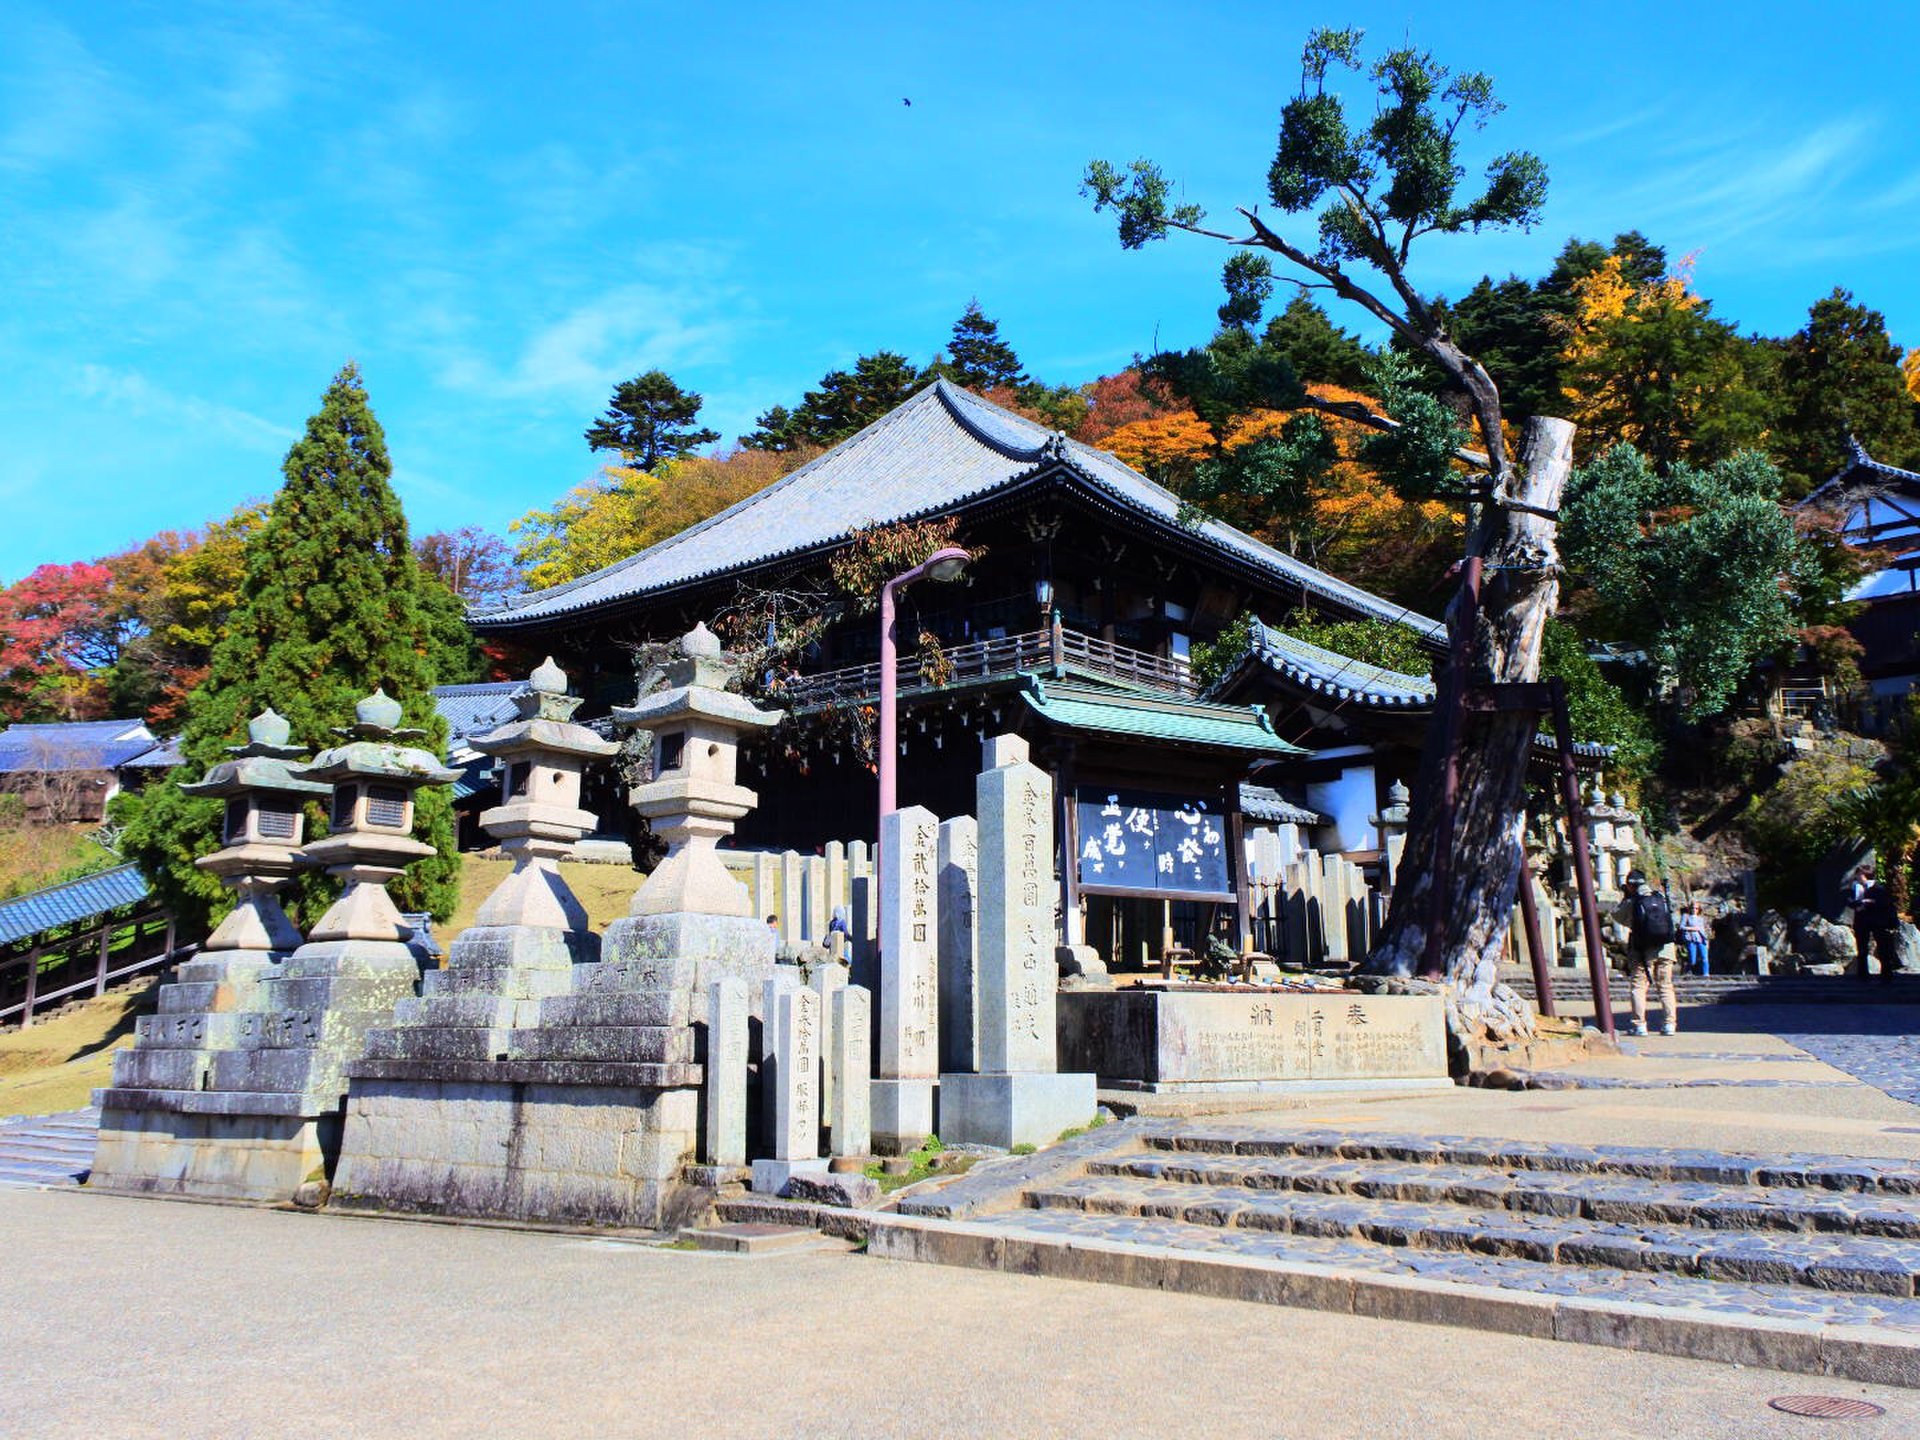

left=873, top=804, right=939, bottom=1153
left=335, top=628, right=783, bottom=1228
left=93, top=692, right=455, bottom=1202
left=938, top=736, right=1096, bottom=1148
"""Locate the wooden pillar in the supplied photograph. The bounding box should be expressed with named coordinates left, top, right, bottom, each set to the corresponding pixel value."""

left=163, top=913, right=177, bottom=959
left=1227, top=790, right=1252, bottom=955
left=1053, top=742, right=1082, bottom=948
left=95, top=925, right=111, bottom=996
left=21, top=945, right=39, bottom=1029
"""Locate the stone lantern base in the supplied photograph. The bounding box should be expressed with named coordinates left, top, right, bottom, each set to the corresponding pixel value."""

left=91, top=935, right=424, bottom=1203
left=334, top=950, right=733, bottom=1230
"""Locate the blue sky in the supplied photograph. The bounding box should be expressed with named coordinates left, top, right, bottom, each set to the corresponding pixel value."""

left=3, top=0, right=1917, bottom=582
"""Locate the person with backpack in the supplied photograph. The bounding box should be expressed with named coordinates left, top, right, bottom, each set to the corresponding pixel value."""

left=1848, top=863, right=1901, bottom=983
left=1611, top=871, right=1678, bottom=1036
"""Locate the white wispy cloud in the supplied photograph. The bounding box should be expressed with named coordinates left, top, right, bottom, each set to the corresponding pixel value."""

left=72, top=364, right=297, bottom=453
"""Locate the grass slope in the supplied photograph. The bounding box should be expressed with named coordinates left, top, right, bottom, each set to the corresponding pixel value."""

left=0, top=856, right=648, bottom=1118
left=0, top=987, right=145, bottom=1117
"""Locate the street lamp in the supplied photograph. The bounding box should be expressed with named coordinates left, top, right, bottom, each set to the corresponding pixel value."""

left=878, top=546, right=970, bottom=827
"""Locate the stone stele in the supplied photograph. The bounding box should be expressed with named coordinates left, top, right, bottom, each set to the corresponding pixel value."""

left=938, top=735, right=1095, bottom=1149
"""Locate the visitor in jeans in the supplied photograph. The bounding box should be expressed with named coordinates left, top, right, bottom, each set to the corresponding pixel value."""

left=1678, top=901, right=1711, bottom=977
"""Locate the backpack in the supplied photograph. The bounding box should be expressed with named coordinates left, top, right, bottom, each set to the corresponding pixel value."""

left=1630, top=890, right=1674, bottom=945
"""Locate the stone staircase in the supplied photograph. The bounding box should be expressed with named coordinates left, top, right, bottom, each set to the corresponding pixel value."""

left=0, top=1106, right=98, bottom=1188
left=872, top=1121, right=1920, bottom=1385
left=1503, top=970, right=1920, bottom=1006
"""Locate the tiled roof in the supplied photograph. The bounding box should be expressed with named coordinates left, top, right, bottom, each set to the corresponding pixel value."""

left=1218, top=619, right=1437, bottom=710
left=1018, top=675, right=1303, bottom=755
left=0, top=720, right=175, bottom=774
left=1800, top=438, right=1920, bottom=508
left=0, top=864, right=151, bottom=948
left=432, top=683, right=527, bottom=746
left=1239, top=784, right=1326, bottom=826
left=474, top=380, right=1442, bottom=640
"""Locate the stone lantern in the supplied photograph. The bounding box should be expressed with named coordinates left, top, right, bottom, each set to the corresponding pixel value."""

left=299, top=689, right=461, bottom=950
left=1371, top=779, right=1412, bottom=885
left=466, top=657, right=618, bottom=960
left=179, top=708, right=331, bottom=976
left=603, top=623, right=781, bottom=965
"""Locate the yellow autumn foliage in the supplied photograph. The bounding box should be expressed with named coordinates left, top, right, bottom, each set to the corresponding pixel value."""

left=1904, top=347, right=1920, bottom=404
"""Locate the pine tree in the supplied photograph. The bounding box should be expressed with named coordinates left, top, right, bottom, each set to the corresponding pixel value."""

left=117, top=363, right=461, bottom=932
left=584, top=370, right=720, bottom=469
left=942, top=301, right=1028, bottom=392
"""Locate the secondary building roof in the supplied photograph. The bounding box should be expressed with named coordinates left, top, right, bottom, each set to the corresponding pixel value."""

left=1017, top=674, right=1304, bottom=756
left=432, top=682, right=528, bottom=748
left=0, top=864, right=151, bottom=948
left=0, top=720, right=177, bottom=774
left=474, top=380, right=1443, bottom=641
left=1217, top=619, right=1438, bottom=711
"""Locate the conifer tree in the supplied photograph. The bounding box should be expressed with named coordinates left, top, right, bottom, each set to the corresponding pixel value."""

left=584, top=370, right=720, bottom=470
left=942, top=301, right=1029, bottom=392
left=117, top=363, right=461, bottom=932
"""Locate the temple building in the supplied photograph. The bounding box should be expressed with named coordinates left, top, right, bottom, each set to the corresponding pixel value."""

left=1799, top=439, right=1920, bottom=731
left=473, top=380, right=1446, bottom=957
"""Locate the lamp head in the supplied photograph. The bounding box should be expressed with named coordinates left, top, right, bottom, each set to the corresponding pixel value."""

left=924, top=546, right=970, bottom=583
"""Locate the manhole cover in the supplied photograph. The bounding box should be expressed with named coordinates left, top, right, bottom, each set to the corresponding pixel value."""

left=1767, top=1395, right=1886, bottom=1418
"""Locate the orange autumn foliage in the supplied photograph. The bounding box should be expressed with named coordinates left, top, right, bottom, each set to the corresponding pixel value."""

left=1100, top=410, right=1218, bottom=487
left=1223, top=384, right=1460, bottom=602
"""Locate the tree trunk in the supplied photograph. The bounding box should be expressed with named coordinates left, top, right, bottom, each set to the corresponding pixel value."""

left=1367, top=416, right=1577, bottom=1033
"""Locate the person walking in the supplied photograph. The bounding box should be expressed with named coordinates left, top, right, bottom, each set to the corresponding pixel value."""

left=1847, top=863, right=1901, bottom=983
left=1678, top=901, right=1712, bottom=978
left=1612, top=871, right=1678, bottom=1036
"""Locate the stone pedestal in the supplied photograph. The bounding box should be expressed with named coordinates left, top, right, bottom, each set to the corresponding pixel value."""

left=871, top=1078, right=934, bottom=1156
left=936, top=1071, right=1097, bottom=1151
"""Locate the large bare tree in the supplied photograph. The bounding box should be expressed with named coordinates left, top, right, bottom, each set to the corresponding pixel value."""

left=1085, top=28, right=1576, bottom=1027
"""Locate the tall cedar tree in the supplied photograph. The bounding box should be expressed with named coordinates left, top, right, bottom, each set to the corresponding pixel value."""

left=116, top=364, right=461, bottom=933
left=744, top=351, right=927, bottom=451
left=942, top=301, right=1029, bottom=391
left=585, top=370, right=720, bottom=470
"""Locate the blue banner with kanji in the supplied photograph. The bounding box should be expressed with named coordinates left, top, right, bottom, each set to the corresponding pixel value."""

left=1075, top=788, right=1230, bottom=895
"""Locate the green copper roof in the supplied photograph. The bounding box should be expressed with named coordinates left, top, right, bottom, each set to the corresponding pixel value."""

left=1017, top=676, right=1303, bottom=755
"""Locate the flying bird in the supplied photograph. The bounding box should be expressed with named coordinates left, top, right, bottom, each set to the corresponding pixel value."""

left=902, top=97, right=912, bottom=107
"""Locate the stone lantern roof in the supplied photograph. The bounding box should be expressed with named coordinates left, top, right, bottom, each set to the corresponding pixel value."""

left=304, top=690, right=461, bottom=788
left=471, top=657, right=619, bottom=763
left=179, top=709, right=332, bottom=801
left=614, top=623, right=781, bottom=736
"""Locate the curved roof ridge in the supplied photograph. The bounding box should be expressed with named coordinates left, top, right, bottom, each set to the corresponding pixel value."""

left=932, top=378, right=1054, bottom=462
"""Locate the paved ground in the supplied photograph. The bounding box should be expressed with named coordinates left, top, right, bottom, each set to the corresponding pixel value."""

left=6, top=994, right=1918, bottom=1436
left=2, top=1186, right=1915, bottom=1440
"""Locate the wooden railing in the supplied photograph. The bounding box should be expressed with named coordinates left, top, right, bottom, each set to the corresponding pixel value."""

left=1, top=909, right=183, bottom=1030
left=780, top=626, right=1194, bottom=708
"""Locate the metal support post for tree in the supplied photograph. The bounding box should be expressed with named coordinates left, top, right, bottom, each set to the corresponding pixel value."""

left=1550, top=678, right=1615, bottom=1037
left=1513, top=856, right=1557, bottom=1019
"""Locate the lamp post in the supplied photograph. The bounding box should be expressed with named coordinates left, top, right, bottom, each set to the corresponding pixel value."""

left=877, top=546, right=970, bottom=828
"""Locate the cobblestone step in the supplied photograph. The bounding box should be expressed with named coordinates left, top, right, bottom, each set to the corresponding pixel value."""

left=1025, top=1175, right=1920, bottom=1297
left=1093, top=1152, right=1920, bottom=1239
left=960, top=1207, right=1920, bottom=1336
left=1142, top=1127, right=1920, bottom=1194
